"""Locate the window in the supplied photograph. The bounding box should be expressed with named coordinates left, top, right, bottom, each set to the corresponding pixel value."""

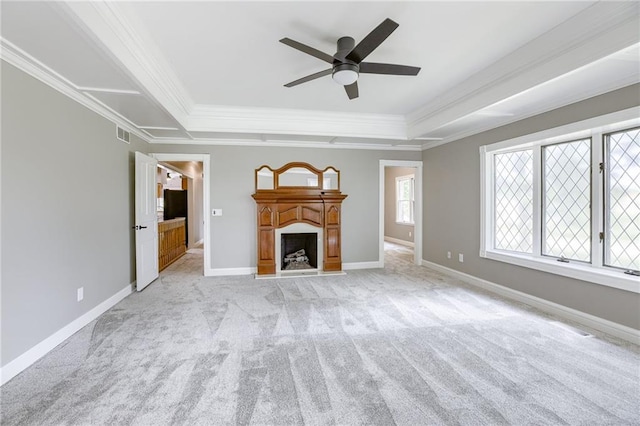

left=542, top=139, right=591, bottom=262
left=480, top=109, right=640, bottom=293
left=604, top=128, right=640, bottom=271
left=396, top=174, right=414, bottom=224
left=494, top=150, right=533, bottom=253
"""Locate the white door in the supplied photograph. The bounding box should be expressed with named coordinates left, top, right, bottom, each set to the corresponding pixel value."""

left=134, top=152, right=159, bottom=291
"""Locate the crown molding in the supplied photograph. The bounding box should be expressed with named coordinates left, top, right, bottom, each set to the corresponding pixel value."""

left=421, top=76, right=640, bottom=150
left=149, top=136, right=421, bottom=151
left=0, top=38, right=151, bottom=143
left=58, top=2, right=194, bottom=128
left=187, top=105, right=408, bottom=140
left=408, top=1, right=640, bottom=140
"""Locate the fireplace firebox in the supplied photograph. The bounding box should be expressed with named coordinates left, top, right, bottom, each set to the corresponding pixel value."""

left=281, top=233, right=318, bottom=270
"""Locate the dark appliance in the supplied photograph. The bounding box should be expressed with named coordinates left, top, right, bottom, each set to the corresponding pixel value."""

left=163, top=189, right=188, bottom=244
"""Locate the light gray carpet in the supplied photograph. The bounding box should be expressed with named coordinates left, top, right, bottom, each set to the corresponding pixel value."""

left=1, top=243, right=639, bottom=425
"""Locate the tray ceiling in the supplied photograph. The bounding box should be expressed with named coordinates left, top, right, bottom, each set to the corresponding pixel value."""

left=1, top=1, right=638, bottom=150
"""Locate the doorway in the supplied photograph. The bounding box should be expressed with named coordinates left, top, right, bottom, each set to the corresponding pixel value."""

left=379, top=160, right=423, bottom=267
left=152, top=153, right=211, bottom=275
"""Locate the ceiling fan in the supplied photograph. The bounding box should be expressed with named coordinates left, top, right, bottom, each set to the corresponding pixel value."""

left=280, top=18, right=421, bottom=100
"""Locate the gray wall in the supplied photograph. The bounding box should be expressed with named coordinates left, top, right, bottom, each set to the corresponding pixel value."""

left=1, top=62, right=149, bottom=366
left=384, top=167, right=415, bottom=243
left=422, top=84, right=640, bottom=329
left=150, top=146, right=421, bottom=268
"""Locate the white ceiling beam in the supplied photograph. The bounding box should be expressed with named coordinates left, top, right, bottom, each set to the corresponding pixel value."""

left=407, top=1, right=640, bottom=139
left=58, top=2, right=194, bottom=130
left=187, top=105, right=409, bottom=140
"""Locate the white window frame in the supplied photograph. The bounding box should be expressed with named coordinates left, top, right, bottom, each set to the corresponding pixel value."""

left=480, top=107, right=640, bottom=294
left=396, top=174, right=415, bottom=225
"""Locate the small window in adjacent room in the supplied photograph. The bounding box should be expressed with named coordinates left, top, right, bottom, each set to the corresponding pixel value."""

left=479, top=109, right=640, bottom=293
left=396, top=174, right=415, bottom=224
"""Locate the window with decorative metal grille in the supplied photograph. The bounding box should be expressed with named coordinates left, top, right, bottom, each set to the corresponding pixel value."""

left=480, top=109, right=640, bottom=293
left=604, top=128, right=640, bottom=271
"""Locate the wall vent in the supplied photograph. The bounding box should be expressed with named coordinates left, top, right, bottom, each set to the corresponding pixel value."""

left=116, top=126, right=130, bottom=144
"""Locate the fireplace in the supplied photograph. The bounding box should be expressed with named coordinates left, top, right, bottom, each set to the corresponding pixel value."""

left=282, top=233, right=318, bottom=270
left=252, top=162, right=347, bottom=276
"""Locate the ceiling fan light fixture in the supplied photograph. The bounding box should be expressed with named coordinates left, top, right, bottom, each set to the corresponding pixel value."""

left=332, top=63, right=359, bottom=86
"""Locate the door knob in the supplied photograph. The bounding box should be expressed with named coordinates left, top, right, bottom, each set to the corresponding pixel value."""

left=132, top=225, right=148, bottom=230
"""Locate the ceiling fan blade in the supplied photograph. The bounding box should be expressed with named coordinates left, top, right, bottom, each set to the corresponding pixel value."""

left=360, top=62, right=421, bottom=76
left=344, top=81, right=359, bottom=100
left=279, top=38, right=334, bottom=64
left=345, top=18, right=399, bottom=64
left=284, top=69, right=332, bottom=87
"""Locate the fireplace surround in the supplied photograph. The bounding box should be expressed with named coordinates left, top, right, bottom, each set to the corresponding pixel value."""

left=252, top=162, right=347, bottom=276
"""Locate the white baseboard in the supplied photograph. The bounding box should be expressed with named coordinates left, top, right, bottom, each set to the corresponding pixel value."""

left=421, top=260, right=640, bottom=345
left=343, top=261, right=383, bottom=270
left=0, top=283, right=133, bottom=386
left=384, top=236, right=415, bottom=248
left=205, top=267, right=256, bottom=276
left=205, top=262, right=383, bottom=276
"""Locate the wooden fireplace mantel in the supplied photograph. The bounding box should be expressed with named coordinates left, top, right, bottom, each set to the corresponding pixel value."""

left=252, top=162, right=347, bottom=275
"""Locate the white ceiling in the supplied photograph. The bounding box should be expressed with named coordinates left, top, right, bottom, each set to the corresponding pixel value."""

left=1, top=1, right=638, bottom=150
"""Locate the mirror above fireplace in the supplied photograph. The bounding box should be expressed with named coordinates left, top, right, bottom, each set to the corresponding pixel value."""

left=254, top=162, right=340, bottom=192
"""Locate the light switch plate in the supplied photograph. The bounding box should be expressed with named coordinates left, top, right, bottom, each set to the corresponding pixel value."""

left=212, top=209, right=223, bottom=216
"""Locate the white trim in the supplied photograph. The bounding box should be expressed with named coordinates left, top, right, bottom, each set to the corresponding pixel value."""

left=0, top=38, right=152, bottom=144
left=379, top=161, right=423, bottom=268
left=275, top=223, right=323, bottom=276
left=187, top=104, right=407, bottom=141
left=0, top=284, right=133, bottom=386
left=150, top=137, right=421, bottom=152
left=151, top=154, right=211, bottom=276
left=421, top=260, right=640, bottom=345
left=482, top=250, right=639, bottom=294
left=60, top=2, right=193, bottom=126
left=343, top=261, right=383, bottom=270
left=484, top=107, right=640, bottom=153
left=207, top=267, right=256, bottom=276
left=206, top=261, right=384, bottom=275
left=384, top=236, right=415, bottom=248
left=77, top=86, right=141, bottom=95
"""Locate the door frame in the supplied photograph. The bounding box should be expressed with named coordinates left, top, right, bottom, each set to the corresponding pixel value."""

left=379, top=160, right=423, bottom=267
left=152, top=153, right=211, bottom=275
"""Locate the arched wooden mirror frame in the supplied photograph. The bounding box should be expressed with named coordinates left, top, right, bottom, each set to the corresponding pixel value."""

left=254, top=162, right=340, bottom=192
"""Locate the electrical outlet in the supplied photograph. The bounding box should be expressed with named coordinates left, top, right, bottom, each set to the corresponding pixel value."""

left=77, top=287, right=84, bottom=302
left=458, top=253, right=464, bottom=263
left=447, top=251, right=451, bottom=259
left=409, top=231, right=412, bottom=238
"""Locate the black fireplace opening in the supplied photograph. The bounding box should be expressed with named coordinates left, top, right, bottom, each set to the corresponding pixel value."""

left=281, top=233, right=318, bottom=270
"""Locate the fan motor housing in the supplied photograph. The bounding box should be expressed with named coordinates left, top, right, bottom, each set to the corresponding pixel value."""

left=332, top=63, right=359, bottom=74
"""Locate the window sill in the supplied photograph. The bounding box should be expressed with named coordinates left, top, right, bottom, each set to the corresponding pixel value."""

left=480, top=249, right=639, bottom=294
left=396, top=222, right=415, bottom=226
